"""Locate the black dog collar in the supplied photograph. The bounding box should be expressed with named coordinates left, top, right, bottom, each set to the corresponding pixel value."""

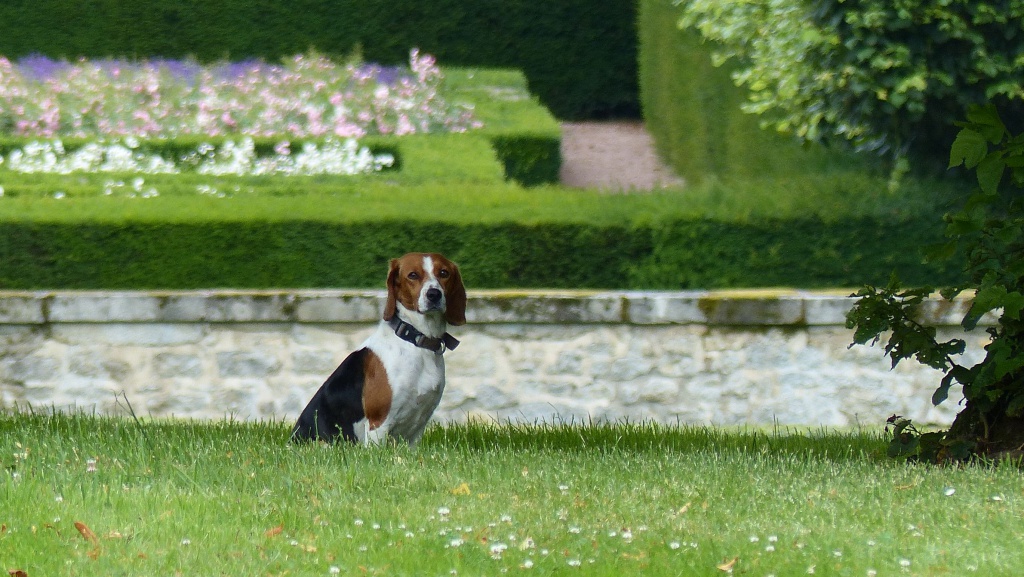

left=387, top=315, right=460, bottom=354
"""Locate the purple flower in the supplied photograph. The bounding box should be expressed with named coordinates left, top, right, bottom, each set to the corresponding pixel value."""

left=0, top=49, right=480, bottom=139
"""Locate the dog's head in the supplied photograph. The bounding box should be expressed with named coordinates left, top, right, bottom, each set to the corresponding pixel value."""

left=383, top=253, right=466, bottom=326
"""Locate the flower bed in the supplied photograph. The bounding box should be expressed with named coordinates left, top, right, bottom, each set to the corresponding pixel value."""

left=0, top=49, right=480, bottom=139
left=0, top=137, right=394, bottom=178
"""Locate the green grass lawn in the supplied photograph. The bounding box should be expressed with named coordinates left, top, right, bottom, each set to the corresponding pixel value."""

left=2, top=413, right=1021, bottom=576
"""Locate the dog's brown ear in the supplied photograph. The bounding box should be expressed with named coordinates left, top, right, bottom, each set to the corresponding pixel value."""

left=383, top=258, right=400, bottom=321
left=444, top=262, right=467, bottom=326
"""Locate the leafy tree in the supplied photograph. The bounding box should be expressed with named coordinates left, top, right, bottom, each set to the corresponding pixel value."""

left=846, top=105, right=1024, bottom=462
left=676, top=0, right=1024, bottom=166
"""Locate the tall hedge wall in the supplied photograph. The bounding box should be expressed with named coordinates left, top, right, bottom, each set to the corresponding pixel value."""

left=637, top=0, right=873, bottom=182
left=0, top=0, right=639, bottom=121
left=0, top=219, right=961, bottom=290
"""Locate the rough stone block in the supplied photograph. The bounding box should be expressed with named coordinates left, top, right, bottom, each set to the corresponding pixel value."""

left=49, top=292, right=161, bottom=322
left=153, top=353, right=204, bottom=378
left=217, top=351, right=283, bottom=378
left=803, top=295, right=855, bottom=326
left=0, top=294, right=46, bottom=323
left=550, top=351, right=584, bottom=375
left=4, top=355, right=61, bottom=382
left=475, top=385, right=516, bottom=410
left=291, top=350, right=341, bottom=376
left=294, top=292, right=383, bottom=323
left=467, top=292, right=622, bottom=324
left=69, top=353, right=131, bottom=381
left=618, top=377, right=680, bottom=405
left=702, top=295, right=804, bottom=326
left=625, top=292, right=707, bottom=324
left=52, top=324, right=207, bottom=346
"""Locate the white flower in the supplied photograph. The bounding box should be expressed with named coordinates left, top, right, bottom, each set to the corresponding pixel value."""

left=489, top=543, right=507, bottom=559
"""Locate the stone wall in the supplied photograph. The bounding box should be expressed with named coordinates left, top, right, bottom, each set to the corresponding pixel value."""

left=0, top=290, right=989, bottom=427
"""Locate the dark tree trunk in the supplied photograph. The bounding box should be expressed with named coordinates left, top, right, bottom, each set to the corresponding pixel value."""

left=946, top=395, right=1024, bottom=462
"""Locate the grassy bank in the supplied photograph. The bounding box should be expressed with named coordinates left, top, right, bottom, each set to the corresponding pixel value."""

left=1, top=413, right=1021, bottom=575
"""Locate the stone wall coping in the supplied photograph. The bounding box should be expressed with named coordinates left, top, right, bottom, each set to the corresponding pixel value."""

left=0, top=289, right=986, bottom=327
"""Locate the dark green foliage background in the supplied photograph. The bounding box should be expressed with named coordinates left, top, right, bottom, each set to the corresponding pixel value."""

left=0, top=0, right=639, bottom=120
left=637, top=0, right=875, bottom=183
left=0, top=218, right=961, bottom=290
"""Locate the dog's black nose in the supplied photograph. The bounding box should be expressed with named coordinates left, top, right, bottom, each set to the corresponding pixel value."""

left=426, top=287, right=443, bottom=304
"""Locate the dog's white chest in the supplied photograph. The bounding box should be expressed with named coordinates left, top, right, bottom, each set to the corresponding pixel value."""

left=361, top=327, right=446, bottom=444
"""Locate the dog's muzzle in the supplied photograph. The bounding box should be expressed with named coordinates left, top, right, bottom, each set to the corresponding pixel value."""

left=422, top=286, right=445, bottom=312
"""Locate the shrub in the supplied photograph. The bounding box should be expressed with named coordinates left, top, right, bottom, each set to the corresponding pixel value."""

left=0, top=204, right=962, bottom=290
left=637, top=0, right=875, bottom=183
left=675, top=0, right=1024, bottom=167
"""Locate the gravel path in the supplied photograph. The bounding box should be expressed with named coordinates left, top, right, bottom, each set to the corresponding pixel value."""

left=559, top=121, right=684, bottom=191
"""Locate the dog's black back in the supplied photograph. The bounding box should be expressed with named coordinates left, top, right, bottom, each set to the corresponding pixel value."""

left=291, top=348, right=369, bottom=443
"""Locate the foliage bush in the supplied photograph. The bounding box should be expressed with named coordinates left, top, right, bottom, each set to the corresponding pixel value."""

left=637, top=0, right=876, bottom=183
left=675, top=0, right=1024, bottom=167
left=847, top=106, right=1024, bottom=462
left=0, top=0, right=639, bottom=120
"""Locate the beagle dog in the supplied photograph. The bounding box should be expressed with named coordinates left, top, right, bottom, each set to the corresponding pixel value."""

left=291, top=253, right=466, bottom=445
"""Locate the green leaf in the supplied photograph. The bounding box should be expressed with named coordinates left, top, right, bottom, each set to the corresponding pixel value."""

left=1003, top=291, right=1024, bottom=320
left=976, top=154, right=1006, bottom=195
left=949, top=128, right=988, bottom=169
left=964, top=285, right=1007, bottom=329
left=932, top=372, right=956, bottom=405
left=887, top=435, right=920, bottom=459
left=966, top=104, right=1008, bottom=143
left=945, top=213, right=985, bottom=236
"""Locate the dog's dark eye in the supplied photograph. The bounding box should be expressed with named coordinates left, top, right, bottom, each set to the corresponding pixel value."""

left=407, top=271, right=420, bottom=280
left=438, top=269, right=450, bottom=279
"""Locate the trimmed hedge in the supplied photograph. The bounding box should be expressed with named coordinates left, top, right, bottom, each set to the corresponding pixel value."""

left=0, top=218, right=962, bottom=290
left=637, top=0, right=874, bottom=182
left=490, top=136, right=562, bottom=188
left=0, top=0, right=639, bottom=121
